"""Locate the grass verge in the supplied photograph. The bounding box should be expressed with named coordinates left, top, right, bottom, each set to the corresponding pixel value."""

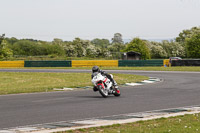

left=59, top=113, right=200, bottom=133
left=0, top=72, right=148, bottom=95
left=1, top=66, right=200, bottom=71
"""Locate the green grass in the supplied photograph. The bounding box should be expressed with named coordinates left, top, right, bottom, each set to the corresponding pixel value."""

left=0, top=72, right=148, bottom=95
left=59, top=113, right=200, bottom=133
left=1, top=66, right=200, bottom=72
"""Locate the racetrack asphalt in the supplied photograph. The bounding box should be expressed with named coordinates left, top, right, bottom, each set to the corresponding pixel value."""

left=0, top=69, right=200, bottom=129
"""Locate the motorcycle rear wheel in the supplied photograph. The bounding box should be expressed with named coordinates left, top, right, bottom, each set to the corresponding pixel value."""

left=113, top=87, right=121, bottom=97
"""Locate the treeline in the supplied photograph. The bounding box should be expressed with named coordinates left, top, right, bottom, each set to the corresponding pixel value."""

left=0, top=26, right=200, bottom=60
left=0, top=35, right=126, bottom=60
left=148, top=26, right=200, bottom=59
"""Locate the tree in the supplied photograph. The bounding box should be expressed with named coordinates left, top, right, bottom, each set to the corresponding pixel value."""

left=0, top=34, right=13, bottom=59
left=123, top=38, right=151, bottom=60
left=148, top=42, right=167, bottom=58
left=176, top=27, right=200, bottom=45
left=161, top=40, right=185, bottom=57
left=112, top=33, right=124, bottom=44
left=0, top=34, right=5, bottom=44
left=175, top=26, right=200, bottom=58
left=108, top=43, right=125, bottom=59
left=62, top=41, right=75, bottom=57
left=186, top=32, right=200, bottom=58
left=52, top=38, right=63, bottom=46
left=91, top=38, right=110, bottom=48
left=71, top=38, right=100, bottom=57
left=12, top=40, right=38, bottom=56
left=5, top=37, right=18, bottom=45
left=86, top=44, right=98, bottom=58
left=72, top=38, right=87, bottom=57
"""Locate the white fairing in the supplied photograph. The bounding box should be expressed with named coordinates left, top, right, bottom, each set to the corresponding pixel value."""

left=91, top=73, right=104, bottom=86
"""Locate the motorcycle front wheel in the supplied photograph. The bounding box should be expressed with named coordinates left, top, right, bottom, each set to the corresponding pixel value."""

left=98, top=85, right=108, bottom=98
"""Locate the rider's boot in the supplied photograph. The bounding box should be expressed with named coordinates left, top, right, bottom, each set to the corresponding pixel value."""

left=113, top=80, right=118, bottom=88
left=111, top=80, right=118, bottom=94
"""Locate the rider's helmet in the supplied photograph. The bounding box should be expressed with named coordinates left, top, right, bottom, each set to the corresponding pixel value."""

left=92, top=66, right=100, bottom=73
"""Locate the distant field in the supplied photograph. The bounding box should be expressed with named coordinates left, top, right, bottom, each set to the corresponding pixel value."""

left=0, top=72, right=148, bottom=95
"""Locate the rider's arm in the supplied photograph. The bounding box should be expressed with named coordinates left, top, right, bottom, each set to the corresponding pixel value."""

left=100, top=70, right=110, bottom=77
left=100, top=70, right=106, bottom=75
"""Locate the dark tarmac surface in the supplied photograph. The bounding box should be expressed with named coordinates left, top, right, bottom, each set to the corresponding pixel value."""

left=0, top=69, right=200, bottom=129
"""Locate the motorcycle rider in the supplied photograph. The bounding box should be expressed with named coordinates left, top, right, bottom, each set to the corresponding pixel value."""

left=91, top=66, right=118, bottom=92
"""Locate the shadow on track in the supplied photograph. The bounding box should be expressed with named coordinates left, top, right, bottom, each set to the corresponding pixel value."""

left=77, top=95, right=122, bottom=99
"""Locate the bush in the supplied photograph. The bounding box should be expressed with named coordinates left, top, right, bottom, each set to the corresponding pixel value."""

left=11, top=40, right=65, bottom=56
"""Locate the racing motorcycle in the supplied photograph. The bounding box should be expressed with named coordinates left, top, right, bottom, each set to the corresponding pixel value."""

left=91, top=72, right=121, bottom=98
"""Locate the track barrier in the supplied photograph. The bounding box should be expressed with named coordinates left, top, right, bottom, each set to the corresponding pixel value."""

left=0, top=59, right=185, bottom=67
left=172, top=60, right=200, bottom=66
left=119, top=60, right=163, bottom=67
left=24, top=61, right=71, bottom=67
left=72, top=60, right=118, bottom=67
left=0, top=61, right=24, bottom=67
left=163, top=59, right=170, bottom=67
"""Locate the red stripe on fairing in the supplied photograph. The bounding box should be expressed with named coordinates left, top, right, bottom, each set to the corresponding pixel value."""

left=103, top=78, right=107, bottom=83
left=117, top=90, right=120, bottom=93
left=98, top=83, right=105, bottom=88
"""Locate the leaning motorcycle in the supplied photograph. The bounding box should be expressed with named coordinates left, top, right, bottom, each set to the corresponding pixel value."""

left=91, top=72, right=120, bottom=98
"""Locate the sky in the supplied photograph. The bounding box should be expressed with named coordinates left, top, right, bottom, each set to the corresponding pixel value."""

left=0, top=0, right=200, bottom=41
